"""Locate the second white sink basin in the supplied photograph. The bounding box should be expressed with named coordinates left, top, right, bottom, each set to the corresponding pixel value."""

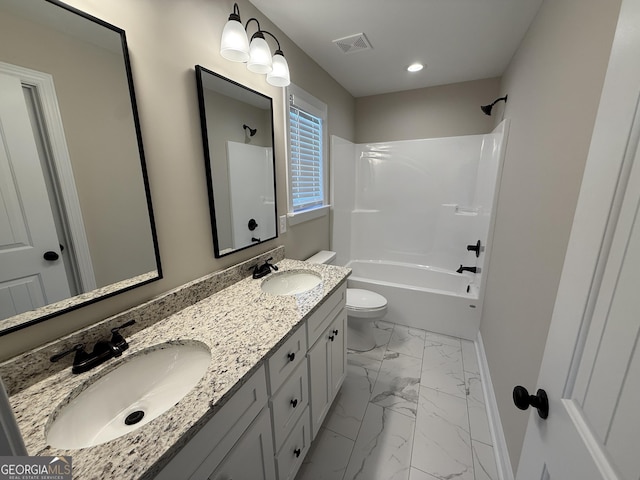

left=46, top=341, right=211, bottom=450
left=261, top=270, right=322, bottom=295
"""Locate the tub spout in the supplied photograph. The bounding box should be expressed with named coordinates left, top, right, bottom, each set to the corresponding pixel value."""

left=457, top=265, right=479, bottom=274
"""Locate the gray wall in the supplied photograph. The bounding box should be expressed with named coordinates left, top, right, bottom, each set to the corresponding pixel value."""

left=355, top=77, right=500, bottom=143
left=480, top=0, right=622, bottom=470
left=0, top=0, right=355, bottom=360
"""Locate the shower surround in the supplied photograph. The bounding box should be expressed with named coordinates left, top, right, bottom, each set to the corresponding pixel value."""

left=331, top=121, right=507, bottom=339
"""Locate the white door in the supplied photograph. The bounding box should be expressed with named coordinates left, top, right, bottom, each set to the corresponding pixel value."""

left=0, top=73, right=70, bottom=320
left=516, top=0, right=640, bottom=478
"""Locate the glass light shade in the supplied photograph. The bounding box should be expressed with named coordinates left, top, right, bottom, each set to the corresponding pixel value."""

left=247, top=36, right=273, bottom=74
left=267, top=52, right=290, bottom=87
left=220, top=19, right=249, bottom=62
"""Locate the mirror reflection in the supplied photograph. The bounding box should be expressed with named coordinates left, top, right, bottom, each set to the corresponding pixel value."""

left=195, top=65, right=277, bottom=258
left=0, top=0, right=161, bottom=334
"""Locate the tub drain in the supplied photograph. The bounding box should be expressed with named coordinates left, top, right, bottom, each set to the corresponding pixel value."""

left=124, top=410, right=145, bottom=425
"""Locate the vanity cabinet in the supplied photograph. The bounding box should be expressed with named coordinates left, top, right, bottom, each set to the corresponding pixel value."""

left=155, top=283, right=347, bottom=480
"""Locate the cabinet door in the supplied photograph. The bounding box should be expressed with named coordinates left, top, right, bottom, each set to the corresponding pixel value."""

left=208, top=408, right=276, bottom=480
left=157, top=366, right=268, bottom=480
left=306, top=285, right=346, bottom=346
left=308, top=309, right=347, bottom=439
left=329, top=310, right=347, bottom=398
left=308, top=326, right=331, bottom=439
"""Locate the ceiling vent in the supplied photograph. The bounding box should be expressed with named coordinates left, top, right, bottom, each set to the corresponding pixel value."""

left=332, top=33, right=372, bottom=54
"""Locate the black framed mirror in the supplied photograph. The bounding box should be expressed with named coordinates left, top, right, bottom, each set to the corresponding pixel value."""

left=0, top=0, right=161, bottom=335
left=195, top=65, right=278, bottom=258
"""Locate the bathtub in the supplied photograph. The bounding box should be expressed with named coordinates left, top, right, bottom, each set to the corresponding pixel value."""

left=345, top=260, right=481, bottom=340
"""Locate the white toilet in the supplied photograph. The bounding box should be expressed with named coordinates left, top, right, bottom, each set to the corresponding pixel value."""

left=306, top=251, right=388, bottom=351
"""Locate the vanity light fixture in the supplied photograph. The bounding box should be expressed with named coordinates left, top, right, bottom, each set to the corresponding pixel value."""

left=246, top=19, right=272, bottom=74
left=220, top=3, right=249, bottom=62
left=220, top=3, right=291, bottom=87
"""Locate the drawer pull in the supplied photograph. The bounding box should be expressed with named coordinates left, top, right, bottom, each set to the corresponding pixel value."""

left=287, top=352, right=296, bottom=362
left=291, top=398, right=298, bottom=408
left=329, top=334, right=335, bottom=342
left=294, top=448, right=301, bottom=458
left=333, top=329, right=339, bottom=336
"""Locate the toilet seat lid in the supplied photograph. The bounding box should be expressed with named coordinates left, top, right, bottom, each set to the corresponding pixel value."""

left=346, top=288, right=387, bottom=310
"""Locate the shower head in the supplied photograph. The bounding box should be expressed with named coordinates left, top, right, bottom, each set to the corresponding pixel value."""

left=480, top=104, right=493, bottom=116
left=243, top=124, right=257, bottom=136
left=481, top=95, right=508, bottom=116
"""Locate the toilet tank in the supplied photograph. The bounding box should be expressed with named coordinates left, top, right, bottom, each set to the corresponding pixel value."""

left=305, top=250, right=336, bottom=265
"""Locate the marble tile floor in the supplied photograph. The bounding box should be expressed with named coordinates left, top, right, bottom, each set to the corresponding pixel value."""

left=295, top=321, right=498, bottom=480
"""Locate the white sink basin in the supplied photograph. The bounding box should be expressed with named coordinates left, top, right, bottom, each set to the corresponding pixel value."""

left=261, top=270, right=322, bottom=295
left=46, top=342, right=211, bottom=450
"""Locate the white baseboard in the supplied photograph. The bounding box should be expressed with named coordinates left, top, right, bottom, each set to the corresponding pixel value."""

left=475, top=331, right=515, bottom=480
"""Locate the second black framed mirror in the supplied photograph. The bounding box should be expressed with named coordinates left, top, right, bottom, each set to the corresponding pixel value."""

left=195, top=65, right=278, bottom=258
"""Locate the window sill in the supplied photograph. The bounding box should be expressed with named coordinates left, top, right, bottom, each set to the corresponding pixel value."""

left=287, top=205, right=330, bottom=226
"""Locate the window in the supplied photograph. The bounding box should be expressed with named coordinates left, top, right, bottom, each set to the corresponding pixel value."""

left=287, top=84, right=328, bottom=224
left=290, top=106, right=323, bottom=210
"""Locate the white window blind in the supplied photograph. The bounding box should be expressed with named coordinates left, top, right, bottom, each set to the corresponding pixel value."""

left=289, top=103, right=324, bottom=212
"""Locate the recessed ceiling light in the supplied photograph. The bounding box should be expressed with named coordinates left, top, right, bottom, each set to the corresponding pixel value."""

left=407, top=63, right=424, bottom=73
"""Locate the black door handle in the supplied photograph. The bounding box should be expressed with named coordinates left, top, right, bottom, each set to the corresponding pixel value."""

left=43, top=251, right=59, bottom=261
left=513, top=385, right=549, bottom=419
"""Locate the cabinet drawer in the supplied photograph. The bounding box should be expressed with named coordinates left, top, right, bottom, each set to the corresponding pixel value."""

left=156, top=366, right=268, bottom=480
left=306, top=284, right=346, bottom=347
left=270, top=358, right=309, bottom=451
left=275, top=406, right=311, bottom=480
left=267, top=324, right=307, bottom=394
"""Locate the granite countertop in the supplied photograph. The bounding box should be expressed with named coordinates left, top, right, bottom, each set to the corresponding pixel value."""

left=8, top=258, right=350, bottom=480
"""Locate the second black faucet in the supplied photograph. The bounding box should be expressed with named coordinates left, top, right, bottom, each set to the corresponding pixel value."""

left=251, top=257, right=279, bottom=279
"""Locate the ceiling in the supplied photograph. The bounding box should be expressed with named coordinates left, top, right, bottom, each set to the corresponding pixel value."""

left=249, top=0, right=543, bottom=98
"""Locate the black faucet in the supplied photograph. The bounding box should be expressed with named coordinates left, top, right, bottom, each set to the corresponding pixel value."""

left=251, top=257, right=279, bottom=279
left=50, top=320, right=136, bottom=374
left=457, top=265, right=479, bottom=274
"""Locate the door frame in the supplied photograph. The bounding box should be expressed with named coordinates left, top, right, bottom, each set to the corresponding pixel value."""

left=0, top=61, right=96, bottom=293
